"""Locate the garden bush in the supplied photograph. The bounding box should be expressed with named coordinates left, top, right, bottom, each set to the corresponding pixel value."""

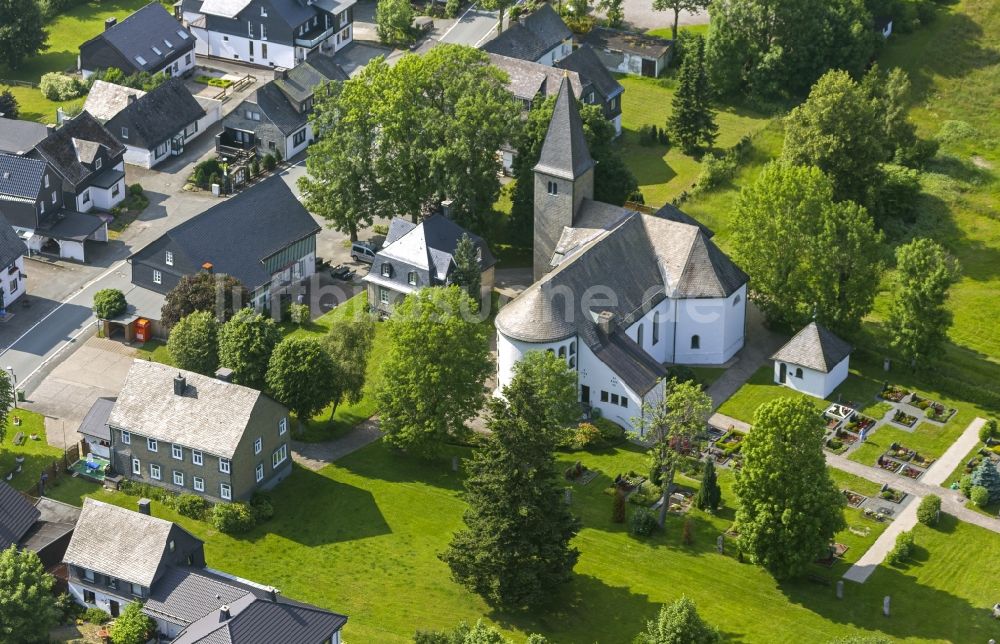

left=694, top=152, right=738, bottom=193
left=40, top=73, right=85, bottom=101
left=916, top=494, right=940, bottom=525
left=629, top=507, right=657, bottom=536
left=445, top=0, right=460, bottom=17
left=192, top=159, right=223, bottom=188
left=593, top=418, right=625, bottom=444
left=250, top=492, right=274, bottom=523
left=573, top=422, right=602, bottom=449
left=212, top=502, right=255, bottom=534
left=980, top=419, right=998, bottom=444
left=959, top=474, right=973, bottom=499
left=83, top=607, right=110, bottom=624
left=638, top=124, right=660, bottom=146
left=885, top=530, right=914, bottom=565
left=289, top=303, right=311, bottom=326
left=93, top=288, right=126, bottom=320
left=667, top=365, right=696, bottom=384
left=372, top=223, right=390, bottom=236
left=175, top=493, right=209, bottom=520
left=262, top=154, right=276, bottom=172
left=250, top=158, right=260, bottom=177
left=970, top=485, right=990, bottom=508
left=129, top=183, right=144, bottom=196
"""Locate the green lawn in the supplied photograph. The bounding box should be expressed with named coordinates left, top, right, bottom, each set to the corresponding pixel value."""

left=0, top=410, right=64, bottom=493
left=0, top=0, right=160, bottom=123
left=46, top=439, right=1000, bottom=643
left=136, top=339, right=174, bottom=365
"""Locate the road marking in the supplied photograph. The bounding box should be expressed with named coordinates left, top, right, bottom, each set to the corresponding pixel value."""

left=474, top=24, right=499, bottom=48
left=0, top=259, right=127, bottom=356
left=16, top=314, right=99, bottom=391
left=439, top=2, right=482, bottom=43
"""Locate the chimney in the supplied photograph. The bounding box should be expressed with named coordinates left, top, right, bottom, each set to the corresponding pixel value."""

left=440, top=199, right=453, bottom=218
left=220, top=605, right=231, bottom=620
left=202, top=262, right=214, bottom=274
left=597, top=310, right=615, bottom=335
left=173, top=374, right=186, bottom=395
left=127, top=93, right=137, bottom=105
left=137, top=498, right=151, bottom=515
left=267, top=588, right=278, bottom=602
left=105, top=17, right=117, bottom=30
left=214, top=367, right=234, bottom=382
left=518, top=13, right=527, bottom=26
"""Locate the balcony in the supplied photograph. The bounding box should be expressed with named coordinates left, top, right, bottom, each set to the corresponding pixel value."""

left=294, top=24, right=335, bottom=48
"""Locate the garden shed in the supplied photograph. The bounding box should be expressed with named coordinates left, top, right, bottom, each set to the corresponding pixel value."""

left=771, top=322, right=852, bottom=399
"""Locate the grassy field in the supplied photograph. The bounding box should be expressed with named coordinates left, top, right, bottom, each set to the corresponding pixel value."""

left=46, top=439, right=1000, bottom=643
left=0, top=409, right=64, bottom=493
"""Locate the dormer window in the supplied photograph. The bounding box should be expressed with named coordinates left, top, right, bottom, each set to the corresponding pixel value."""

left=95, top=157, right=102, bottom=171
left=381, top=263, right=392, bottom=278
left=165, top=250, right=173, bottom=266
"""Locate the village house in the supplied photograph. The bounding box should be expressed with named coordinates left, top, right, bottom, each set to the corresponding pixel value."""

left=582, top=27, right=673, bottom=78
left=0, top=482, right=80, bottom=571
left=31, top=111, right=127, bottom=213
left=217, top=54, right=347, bottom=161
left=771, top=321, right=853, bottom=399
left=482, top=4, right=572, bottom=66
left=555, top=44, right=624, bottom=136
left=494, top=78, right=748, bottom=433
left=0, top=119, right=50, bottom=156
left=63, top=498, right=348, bottom=641
left=180, top=0, right=355, bottom=69
left=364, top=214, right=496, bottom=316
left=0, top=153, right=109, bottom=262
left=79, top=2, right=197, bottom=79
left=0, top=217, right=29, bottom=309
left=128, top=176, right=320, bottom=309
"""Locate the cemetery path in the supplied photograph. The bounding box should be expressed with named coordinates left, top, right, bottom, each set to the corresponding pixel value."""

left=921, top=417, right=986, bottom=486
left=291, top=418, right=382, bottom=471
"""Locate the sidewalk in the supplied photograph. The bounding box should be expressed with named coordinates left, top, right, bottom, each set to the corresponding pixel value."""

left=705, top=303, right=786, bottom=409
left=291, top=418, right=382, bottom=471
left=843, top=499, right=919, bottom=583
left=921, top=417, right=985, bottom=486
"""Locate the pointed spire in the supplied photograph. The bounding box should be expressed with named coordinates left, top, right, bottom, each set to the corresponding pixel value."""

left=534, top=76, right=594, bottom=180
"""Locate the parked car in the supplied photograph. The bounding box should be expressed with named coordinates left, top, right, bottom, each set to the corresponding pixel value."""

left=351, top=242, right=377, bottom=264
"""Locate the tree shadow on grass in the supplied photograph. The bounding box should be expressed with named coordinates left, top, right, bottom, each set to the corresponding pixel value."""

left=247, top=465, right=391, bottom=546
left=336, top=441, right=468, bottom=492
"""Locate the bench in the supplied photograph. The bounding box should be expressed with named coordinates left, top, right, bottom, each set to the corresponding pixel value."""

left=13, top=432, right=25, bottom=446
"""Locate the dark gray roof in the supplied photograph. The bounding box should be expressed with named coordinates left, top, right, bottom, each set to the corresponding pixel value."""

left=0, top=120, right=49, bottom=155
left=593, top=327, right=666, bottom=395
left=172, top=588, right=347, bottom=644
left=91, top=167, right=126, bottom=189
left=112, top=78, right=206, bottom=147
left=771, top=322, right=853, bottom=373
left=583, top=27, right=672, bottom=59
left=78, top=396, right=115, bottom=440
left=555, top=44, right=623, bottom=101
left=488, top=53, right=583, bottom=102
left=535, top=76, right=594, bottom=181
left=133, top=176, right=319, bottom=290
left=653, top=202, right=714, bottom=238
left=37, top=211, right=107, bottom=242
left=0, top=482, right=40, bottom=551
left=19, top=497, right=81, bottom=555
left=481, top=3, right=571, bottom=62
left=273, top=55, right=348, bottom=104
left=0, top=215, right=28, bottom=267
left=84, top=2, right=195, bottom=72
left=144, top=567, right=268, bottom=626
left=0, top=153, right=47, bottom=200
left=33, top=112, right=125, bottom=188
left=252, top=82, right=308, bottom=135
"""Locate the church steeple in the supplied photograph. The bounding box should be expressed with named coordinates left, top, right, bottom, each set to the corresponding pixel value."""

left=532, top=76, right=595, bottom=281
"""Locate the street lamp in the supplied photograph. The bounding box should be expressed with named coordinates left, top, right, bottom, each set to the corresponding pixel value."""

left=5, top=366, right=15, bottom=409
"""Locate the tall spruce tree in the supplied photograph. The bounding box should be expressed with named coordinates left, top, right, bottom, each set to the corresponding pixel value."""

left=440, top=368, right=580, bottom=610
left=666, top=35, right=716, bottom=155
left=695, top=458, right=721, bottom=513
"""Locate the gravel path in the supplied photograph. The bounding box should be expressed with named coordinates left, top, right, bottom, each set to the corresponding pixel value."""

left=291, top=419, right=382, bottom=471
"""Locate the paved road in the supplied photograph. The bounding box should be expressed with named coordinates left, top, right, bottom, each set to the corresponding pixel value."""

left=437, top=3, right=502, bottom=49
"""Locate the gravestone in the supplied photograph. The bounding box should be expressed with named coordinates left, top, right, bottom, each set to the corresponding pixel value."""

left=451, top=456, right=459, bottom=472
left=883, top=596, right=890, bottom=617
left=836, top=580, right=844, bottom=599
left=564, top=489, right=572, bottom=505
left=716, top=534, right=724, bottom=554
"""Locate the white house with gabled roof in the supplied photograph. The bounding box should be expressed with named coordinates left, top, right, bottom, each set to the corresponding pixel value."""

left=771, top=321, right=853, bottom=399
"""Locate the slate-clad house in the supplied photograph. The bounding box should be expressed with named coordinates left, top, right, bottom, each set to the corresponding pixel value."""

left=772, top=322, right=853, bottom=399
left=105, top=78, right=207, bottom=168
left=181, top=0, right=356, bottom=69
left=31, top=111, right=127, bottom=213
left=0, top=153, right=109, bottom=262
left=64, top=498, right=348, bottom=642
left=555, top=44, right=624, bottom=136
left=77, top=396, right=116, bottom=459
left=109, top=360, right=293, bottom=502
left=129, top=176, right=319, bottom=309
left=495, top=78, right=748, bottom=432
left=482, top=4, right=572, bottom=65
left=0, top=119, right=50, bottom=155
left=79, top=2, right=197, bottom=79
left=364, top=214, right=496, bottom=316
left=0, top=216, right=29, bottom=308
left=218, top=54, right=346, bottom=160
left=0, top=483, right=80, bottom=569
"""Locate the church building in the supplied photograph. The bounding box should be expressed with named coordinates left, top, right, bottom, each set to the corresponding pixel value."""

left=494, top=78, right=749, bottom=433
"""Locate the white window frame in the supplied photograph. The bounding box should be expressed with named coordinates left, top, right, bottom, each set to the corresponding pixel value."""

left=220, top=483, right=232, bottom=500
left=256, top=463, right=264, bottom=482
left=131, top=458, right=141, bottom=475
left=165, top=251, right=174, bottom=266
left=121, top=127, right=129, bottom=139
left=272, top=444, right=287, bottom=468
left=254, top=437, right=262, bottom=454
left=171, top=443, right=183, bottom=460
left=219, top=457, right=231, bottom=474
left=121, top=430, right=131, bottom=445
left=279, top=417, right=287, bottom=435
left=173, top=470, right=184, bottom=486
left=192, top=450, right=203, bottom=466
left=152, top=270, right=162, bottom=285
left=379, top=287, right=389, bottom=305
left=150, top=463, right=161, bottom=480
left=193, top=476, right=204, bottom=492
left=147, top=437, right=158, bottom=452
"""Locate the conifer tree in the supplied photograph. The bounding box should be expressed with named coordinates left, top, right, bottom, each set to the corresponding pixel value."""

left=451, top=233, right=482, bottom=309
left=666, top=35, right=717, bottom=155
left=695, top=458, right=721, bottom=513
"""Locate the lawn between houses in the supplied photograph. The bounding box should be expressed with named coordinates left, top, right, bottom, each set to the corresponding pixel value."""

left=46, top=440, right=1000, bottom=643
left=0, top=409, right=63, bottom=494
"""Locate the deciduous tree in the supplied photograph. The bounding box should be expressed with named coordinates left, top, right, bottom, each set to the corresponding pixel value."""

left=218, top=308, right=282, bottom=390
left=451, top=233, right=482, bottom=307
left=167, top=311, right=220, bottom=376
left=375, top=0, right=415, bottom=46
left=266, top=337, right=336, bottom=424
left=93, top=288, right=126, bottom=320
left=0, top=545, right=61, bottom=643
left=322, top=313, right=376, bottom=416
left=635, top=596, right=720, bottom=644
left=109, top=601, right=154, bottom=644
left=414, top=620, right=548, bottom=643
left=440, top=371, right=580, bottom=610
left=160, top=272, right=248, bottom=329
left=376, top=287, right=491, bottom=455
left=734, top=397, right=846, bottom=578
left=885, top=238, right=960, bottom=366
left=597, top=0, right=625, bottom=27
left=651, top=0, right=708, bottom=41
left=666, top=35, right=716, bottom=155
left=862, top=64, right=918, bottom=163
left=0, top=0, right=47, bottom=70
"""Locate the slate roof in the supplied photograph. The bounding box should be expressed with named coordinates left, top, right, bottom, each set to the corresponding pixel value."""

left=109, top=360, right=272, bottom=458
left=78, top=396, right=115, bottom=440
left=0, top=482, right=41, bottom=551
left=144, top=566, right=269, bottom=626
left=481, top=3, right=571, bottom=62
left=0, top=119, right=49, bottom=155
left=83, top=2, right=195, bottom=73
left=37, top=211, right=107, bottom=242
left=535, top=76, right=594, bottom=180
left=0, top=215, right=29, bottom=268
left=555, top=44, right=623, bottom=100
left=33, top=112, right=126, bottom=188
left=488, top=53, right=582, bottom=102
left=132, top=176, right=320, bottom=290
left=273, top=55, right=348, bottom=104
left=111, top=78, right=206, bottom=147
left=583, top=27, right=672, bottom=59
left=19, top=497, right=81, bottom=555
left=82, top=80, right=147, bottom=123
left=592, top=326, right=667, bottom=395
left=771, top=322, right=853, bottom=373
left=172, top=587, right=348, bottom=644
left=252, top=82, right=309, bottom=135
left=0, top=153, right=47, bottom=200
left=653, top=202, right=714, bottom=238
left=64, top=498, right=193, bottom=587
